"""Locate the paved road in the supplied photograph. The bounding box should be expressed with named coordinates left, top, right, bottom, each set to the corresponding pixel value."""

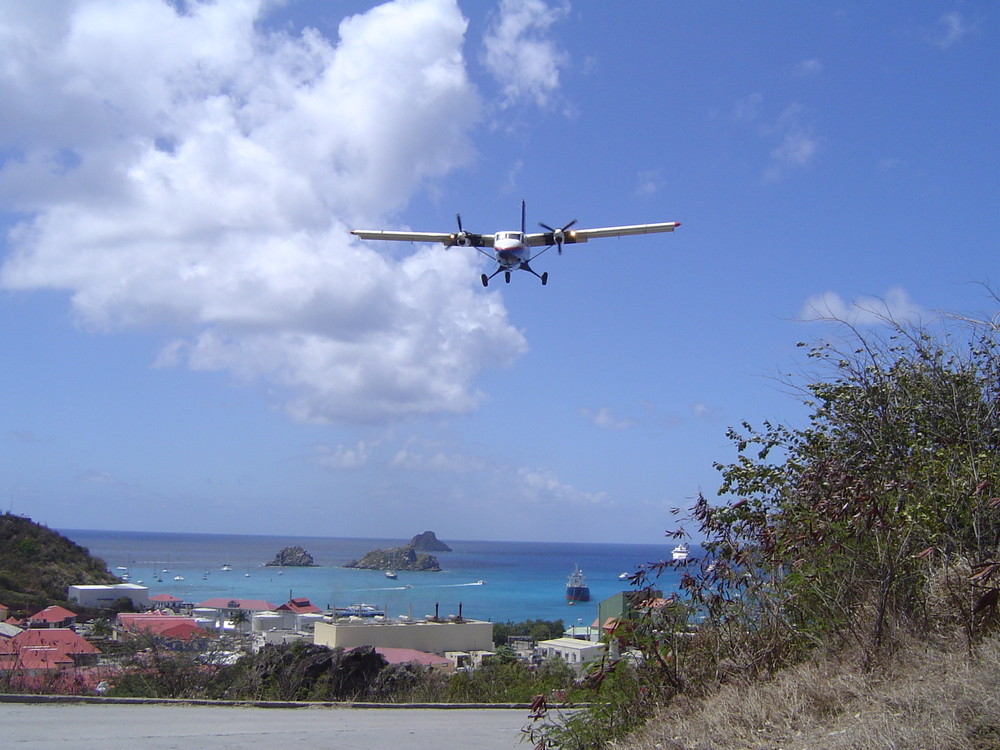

left=2, top=702, right=536, bottom=749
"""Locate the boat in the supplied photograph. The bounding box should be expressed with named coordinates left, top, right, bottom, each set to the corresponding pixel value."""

left=566, top=564, right=590, bottom=603
left=334, top=603, right=385, bottom=618
left=384, top=570, right=397, bottom=579
left=173, top=575, right=184, bottom=581
left=672, top=543, right=690, bottom=562
left=221, top=563, right=232, bottom=571
left=618, top=572, right=630, bottom=580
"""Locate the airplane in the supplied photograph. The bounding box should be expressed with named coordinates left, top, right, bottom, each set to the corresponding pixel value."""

left=350, top=200, right=680, bottom=287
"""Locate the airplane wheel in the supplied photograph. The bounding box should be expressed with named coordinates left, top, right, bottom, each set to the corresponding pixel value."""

left=541, top=272, right=548, bottom=286
left=481, top=274, right=489, bottom=287
left=504, top=272, right=511, bottom=283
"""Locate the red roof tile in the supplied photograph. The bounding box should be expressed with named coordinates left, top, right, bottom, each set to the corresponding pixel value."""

left=12, top=628, right=99, bottom=655
left=29, top=605, right=76, bottom=623
left=149, top=594, right=184, bottom=602
left=348, top=646, right=450, bottom=668
left=277, top=597, right=322, bottom=614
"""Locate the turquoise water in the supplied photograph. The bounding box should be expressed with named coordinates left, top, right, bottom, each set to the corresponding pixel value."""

left=60, top=529, right=689, bottom=626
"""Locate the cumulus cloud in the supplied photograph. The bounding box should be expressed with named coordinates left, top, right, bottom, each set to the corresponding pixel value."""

left=482, top=0, right=569, bottom=107
left=0, top=0, right=528, bottom=424
left=799, top=286, right=924, bottom=326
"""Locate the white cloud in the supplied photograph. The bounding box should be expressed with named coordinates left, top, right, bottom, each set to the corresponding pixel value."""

left=390, top=444, right=486, bottom=472
left=793, top=58, right=823, bottom=76
left=482, top=0, right=569, bottom=108
left=314, top=440, right=374, bottom=470
left=634, top=169, right=661, bottom=198
left=762, top=104, right=819, bottom=182
left=799, top=286, right=925, bottom=326
left=0, top=0, right=528, bottom=424
left=580, top=406, right=636, bottom=431
left=734, top=96, right=820, bottom=183
left=932, top=11, right=974, bottom=50
left=516, top=466, right=611, bottom=507
left=691, top=402, right=722, bottom=422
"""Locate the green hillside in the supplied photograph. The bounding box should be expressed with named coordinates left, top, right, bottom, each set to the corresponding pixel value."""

left=0, top=513, right=119, bottom=613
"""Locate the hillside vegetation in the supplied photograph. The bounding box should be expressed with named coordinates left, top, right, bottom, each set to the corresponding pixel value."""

left=0, top=513, right=119, bottom=612
left=531, top=303, right=999, bottom=749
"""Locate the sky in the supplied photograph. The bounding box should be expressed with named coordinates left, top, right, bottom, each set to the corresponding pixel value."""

left=0, top=0, right=996, bottom=545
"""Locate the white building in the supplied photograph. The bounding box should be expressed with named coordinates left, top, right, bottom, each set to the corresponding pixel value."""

left=68, top=584, right=150, bottom=610
left=536, top=637, right=606, bottom=672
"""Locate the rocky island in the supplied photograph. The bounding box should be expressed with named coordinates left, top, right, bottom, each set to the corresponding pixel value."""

left=265, top=546, right=316, bottom=567
left=345, top=543, right=441, bottom=572
left=409, top=530, right=452, bottom=552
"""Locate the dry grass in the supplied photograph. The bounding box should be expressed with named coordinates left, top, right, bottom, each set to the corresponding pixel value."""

left=616, top=634, right=1000, bottom=750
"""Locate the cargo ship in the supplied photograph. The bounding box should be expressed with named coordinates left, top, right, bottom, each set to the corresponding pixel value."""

left=565, top=563, right=590, bottom=603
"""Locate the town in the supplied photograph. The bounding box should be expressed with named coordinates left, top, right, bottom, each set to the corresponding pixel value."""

left=0, top=580, right=670, bottom=698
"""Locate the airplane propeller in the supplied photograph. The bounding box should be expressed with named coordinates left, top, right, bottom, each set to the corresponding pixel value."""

left=449, top=213, right=472, bottom=247
left=539, top=219, right=578, bottom=254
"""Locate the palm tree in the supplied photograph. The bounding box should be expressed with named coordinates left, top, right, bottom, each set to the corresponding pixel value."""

left=230, top=609, right=251, bottom=650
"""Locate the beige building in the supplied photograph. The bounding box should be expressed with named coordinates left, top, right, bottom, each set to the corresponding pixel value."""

left=314, top=618, right=494, bottom=655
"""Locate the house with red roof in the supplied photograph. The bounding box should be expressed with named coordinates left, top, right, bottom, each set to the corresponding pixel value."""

left=0, top=628, right=99, bottom=676
left=27, top=605, right=77, bottom=629
left=116, top=612, right=212, bottom=651
left=149, top=593, right=185, bottom=611
left=277, top=597, right=322, bottom=615
left=367, top=646, right=451, bottom=671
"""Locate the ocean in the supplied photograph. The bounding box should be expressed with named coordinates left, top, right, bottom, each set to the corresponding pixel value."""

left=59, top=529, right=689, bottom=626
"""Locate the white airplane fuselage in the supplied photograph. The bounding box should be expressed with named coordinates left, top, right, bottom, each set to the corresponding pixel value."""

left=493, top=231, right=527, bottom=269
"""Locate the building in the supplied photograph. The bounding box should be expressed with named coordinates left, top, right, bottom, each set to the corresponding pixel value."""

left=149, top=593, right=185, bottom=611
left=194, top=597, right=278, bottom=632
left=116, top=612, right=212, bottom=651
left=595, top=590, right=666, bottom=634
left=366, top=646, right=450, bottom=671
left=0, top=628, right=100, bottom=675
left=68, top=584, right=150, bottom=610
left=26, top=605, right=77, bottom=629
left=535, top=637, right=606, bottom=673
left=314, top=617, right=494, bottom=656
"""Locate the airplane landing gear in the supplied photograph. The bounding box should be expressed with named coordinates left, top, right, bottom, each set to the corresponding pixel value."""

left=541, top=272, right=548, bottom=286
left=504, top=271, right=511, bottom=283
left=481, top=274, right=489, bottom=287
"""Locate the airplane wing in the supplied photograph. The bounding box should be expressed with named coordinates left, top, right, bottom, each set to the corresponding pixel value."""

left=525, top=221, right=680, bottom=247
left=350, top=229, right=494, bottom=247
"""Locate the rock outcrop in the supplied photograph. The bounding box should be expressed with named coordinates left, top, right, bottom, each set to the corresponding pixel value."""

left=344, top=544, right=440, bottom=572
left=409, top=531, right=452, bottom=552
left=266, top=546, right=316, bottom=567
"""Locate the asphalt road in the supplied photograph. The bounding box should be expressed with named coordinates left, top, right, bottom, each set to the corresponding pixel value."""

left=2, top=702, right=537, bottom=749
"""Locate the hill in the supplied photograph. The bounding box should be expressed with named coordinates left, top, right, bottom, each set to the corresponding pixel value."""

left=0, top=513, right=119, bottom=612
left=344, top=543, right=441, bottom=572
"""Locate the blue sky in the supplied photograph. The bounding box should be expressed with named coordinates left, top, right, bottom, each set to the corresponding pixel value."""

left=0, top=0, right=996, bottom=544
